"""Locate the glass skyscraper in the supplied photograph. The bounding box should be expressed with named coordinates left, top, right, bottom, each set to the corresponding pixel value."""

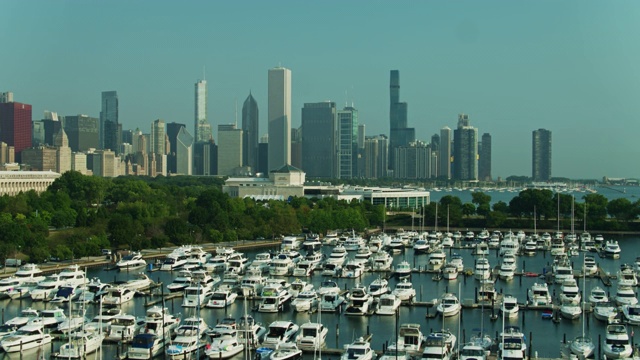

left=453, top=114, right=478, bottom=180
left=242, top=92, right=259, bottom=172
left=194, top=79, right=212, bottom=142
left=100, top=91, right=120, bottom=154
left=268, top=67, right=292, bottom=172
left=532, top=128, right=552, bottom=181
left=301, top=101, right=336, bottom=178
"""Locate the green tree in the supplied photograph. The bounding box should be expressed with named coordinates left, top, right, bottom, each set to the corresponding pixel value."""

left=607, top=198, right=634, bottom=222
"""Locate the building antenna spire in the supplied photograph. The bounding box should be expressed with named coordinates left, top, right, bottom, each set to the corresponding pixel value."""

left=235, top=98, right=238, bottom=127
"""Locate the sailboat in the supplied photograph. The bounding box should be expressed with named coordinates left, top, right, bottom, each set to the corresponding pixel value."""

left=569, top=255, right=595, bottom=358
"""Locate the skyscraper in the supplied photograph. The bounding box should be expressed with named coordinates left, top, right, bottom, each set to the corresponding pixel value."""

left=151, top=119, right=166, bottom=155
left=63, top=115, right=99, bottom=152
left=479, top=133, right=492, bottom=181
left=166, top=122, right=187, bottom=174
left=439, top=127, right=452, bottom=180
left=0, top=101, right=32, bottom=162
left=242, top=92, right=259, bottom=172
left=268, top=66, right=291, bottom=171
left=301, top=101, right=336, bottom=178
left=453, top=114, right=478, bottom=180
left=100, top=91, right=120, bottom=153
left=337, top=106, right=358, bottom=179
left=532, top=128, right=552, bottom=181
left=176, top=127, right=194, bottom=175
left=194, top=79, right=212, bottom=142
left=364, top=135, right=388, bottom=179
left=389, top=70, right=415, bottom=172
left=217, top=124, right=243, bottom=176
left=394, top=141, right=432, bottom=180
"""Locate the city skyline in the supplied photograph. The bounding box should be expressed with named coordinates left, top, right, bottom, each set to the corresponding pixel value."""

left=2, top=1, right=639, bottom=179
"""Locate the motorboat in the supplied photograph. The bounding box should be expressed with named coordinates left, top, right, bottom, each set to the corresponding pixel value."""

left=553, top=256, right=573, bottom=284
left=474, top=242, right=489, bottom=256
left=182, top=283, right=214, bottom=307
left=0, top=323, right=52, bottom=352
left=604, top=240, right=621, bottom=259
left=205, top=329, right=245, bottom=359
left=86, top=307, right=122, bottom=332
left=125, top=333, right=165, bottom=359
left=289, top=279, right=313, bottom=298
left=528, top=282, right=552, bottom=306
left=142, top=305, right=181, bottom=336
left=618, top=264, right=638, bottom=287
left=326, top=245, right=348, bottom=265
left=321, top=262, right=342, bottom=277
left=269, top=253, right=295, bottom=276
left=550, top=239, right=565, bottom=256
left=248, top=252, right=272, bottom=273
left=296, top=322, right=327, bottom=352
left=82, top=277, right=112, bottom=303
left=428, top=250, right=446, bottom=271
left=55, top=330, right=105, bottom=358
left=603, top=324, right=633, bottom=359
left=226, top=255, right=250, bottom=274
left=123, top=273, right=153, bottom=291
left=354, top=246, right=372, bottom=264
left=559, top=301, right=582, bottom=320
left=477, top=280, right=497, bottom=302
left=342, top=260, right=365, bottom=278
left=474, top=258, right=491, bottom=281
left=523, top=239, right=537, bottom=256
left=37, top=307, right=67, bottom=328
left=569, top=335, right=595, bottom=360
left=376, top=293, right=401, bottom=315
left=103, top=286, right=136, bottom=306
left=5, top=308, right=40, bottom=327
left=459, top=342, right=487, bottom=360
left=116, top=251, right=147, bottom=270
left=498, top=254, right=516, bottom=281
left=499, top=236, right=519, bottom=256
left=370, top=251, right=393, bottom=271
left=593, top=301, right=619, bottom=323
left=589, top=286, right=609, bottom=304
left=392, top=278, right=416, bottom=303
left=559, top=278, right=581, bottom=304
left=394, top=261, right=412, bottom=278
left=396, top=323, right=424, bottom=352
left=174, top=317, right=209, bottom=337
left=57, top=311, right=88, bottom=334
left=303, top=233, right=322, bottom=252
left=217, top=273, right=241, bottom=294
left=167, top=270, right=193, bottom=293
left=292, top=260, right=314, bottom=277
left=367, top=277, right=389, bottom=297
left=622, top=304, right=640, bottom=325
left=443, top=263, right=458, bottom=281
left=58, top=264, right=86, bottom=287
left=206, top=289, right=238, bottom=308
left=436, top=293, right=461, bottom=317
left=614, top=285, right=638, bottom=306
left=413, top=239, right=430, bottom=253
left=501, top=295, right=519, bottom=318
left=270, top=342, right=303, bottom=360
left=320, top=292, right=346, bottom=312
left=498, top=326, right=527, bottom=360
left=258, top=287, right=292, bottom=313
left=236, top=315, right=267, bottom=350
left=166, top=333, right=206, bottom=358
left=184, top=246, right=211, bottom=269
left=203, top=254, right=229, bottom=273
left=160, top=247, right=190, bottom=271
left=583, top=255, right=598, bottom=275
left=341, top=337, right=374, bottom=360
left=422, top=330, right=456, bottom=360
left=345, top=284, right=374, bottom=316
left=239, top=271, right=266, bottom=298
left=262, top=320, right=299, bottom=349
left=317, top=280, right=340, bottom=295
left=50, top=283, right=83, bottom=303
left=379, top=343, right=411, bottom=360
left=291, top=290, right=319, bottom=312
left=30, top=273, right=64, bottom=301
left=106, top=313, right=145, bottom=342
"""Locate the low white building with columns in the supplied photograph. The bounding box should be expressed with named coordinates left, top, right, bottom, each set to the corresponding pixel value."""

left=0, top=171, right=60, bottom=196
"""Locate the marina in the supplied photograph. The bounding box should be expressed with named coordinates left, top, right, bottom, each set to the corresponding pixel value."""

left=0, top=232, right=639, bottom=359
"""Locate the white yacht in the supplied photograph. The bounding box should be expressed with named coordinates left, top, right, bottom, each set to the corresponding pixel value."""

left=248, top=252, right=272, bottom=273
left=174, top=317, right=209, bottom=337
left=30, top=273, right=65, bottom=301
left=205, top=329, right=245, bottom=359
left=291, top=290, right=319, bottom=312
left=428, top=250, right=446, bottom=271
left=443, top=263, right=459, bottom=281
left=499, top=326, right=527, bottom=360
left=160, top=248, right=190, bottom=271
left=123, top=273, right=153, bottom=291
left=58, top=264, right=86, bottom=287
left=226, top=255, right=250, bottom=274
left=292, top=260, right=314, bottom=277
left=116, top=251, right=147, bottom=270
left=103, top=286, right=136, bottom=306
left=296, top=322, right=327, bottom=352
left=367, top=277, right=389, bottom=297
left=86, top=308, right=122, bottom=332
left=604, top=240, right=621, bottom=259
left=560, top=301, right=582, bottom=320
left=0, top=323, right=52, bottom=352
left=622, top=304, right=640, bottom=325
left=55, top=330, right=105, bottom=358
left=376, top=293, right=401, bottom=315
left=270, top=343, right=302, bottom=360
left=345, top=284, right=373, bottom=316
left=422, top=330, right=456, bottom=360
left=106, top=313, right=145, bottom=342
left=289, top=279, right=313, bottom=298
left=498, top=254, right=517, bottom=280
left=474, top=258, right=491, bottom=281
left=618, top=264, right=638, bottom=287
left=239, top=271, right=266, bottom=298
left=166, top=333, right=206, bottom=358
left=342, top=260, right=365, bottom=278
left=553, top=256, right=573, bottom=284
left=615, top=285, right=638, bottom=306
left=392, top=278, right=416, bottom=303
left=436, top=293, right=461, bottom=317
left=413, top=239, right=430, bottom=253
left=269, top=253, right=295, bottom=276
left=258, top=286, right=292, bottom=313
left=589, top=286, right=609, bottom=304
left=37, top=307, right=67, bottom=328
left=594, top=302, right=618, bottom=323
left=397, top=323, right=424, bottom=352
left=141, top=305, right=180, bottom=336
left=583, top=255, right=598, bottom=275
left=206, top=289, right=238, bottom=308
left=559, top=278, right=581, bottom=304
left=528, top=282, right=552, bottom=306
left=370, top=251, right=393, bottom=271
left=326, top=245, right=348, bottom=265
left=341, top=337, right=374, bottom=360
left=603, top=324, right=633, bottom=359
left=318, top=280, right=340, bottom=295
left=5, top=308, right=40, bottom=327
left=501, top=295, right=519, bottom=318
left=395, top=260, right=412, bottom=278
left=262, top=320, right=299, bottom=349
left=50, top=283, right=83, bottom=303
left=182, top=283, right=214, bottom=308
left=125, top=333, right=165, bottom=359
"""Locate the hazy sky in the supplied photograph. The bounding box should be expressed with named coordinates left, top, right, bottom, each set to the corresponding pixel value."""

left=2, top=1, right=639, bottom=180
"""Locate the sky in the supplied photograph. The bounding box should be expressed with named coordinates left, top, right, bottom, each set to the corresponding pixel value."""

left=1, top=1, right=640, bottom=180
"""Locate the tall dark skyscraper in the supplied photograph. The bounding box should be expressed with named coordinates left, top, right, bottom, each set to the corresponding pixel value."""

left=479, top=133, right=492, bottom=181
left=301, top=102, right=336, bottom=178
left=389, top=70, right=415, bottom=172
left=0, top=101, right=32, bottom=162
left=532, top=128, right=552, bottom=181
left=166, top=122, right=186, bottom=174
left=453, top=114, right=478, bottom=180
left=100, top=91, right=120, bottom=154
left=64, top=114, right=99, bottom=152
left=242, top=92, right=259, bottom=172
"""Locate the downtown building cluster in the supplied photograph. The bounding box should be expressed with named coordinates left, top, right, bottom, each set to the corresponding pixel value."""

left=0, top=69, right=552, bottom=182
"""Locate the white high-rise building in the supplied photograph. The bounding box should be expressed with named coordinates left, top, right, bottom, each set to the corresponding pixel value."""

left=267, top=67, right=291, bottom=172
left=194, top=79, right=212, bottom=142
left=151, top=119, right=166, bottom=155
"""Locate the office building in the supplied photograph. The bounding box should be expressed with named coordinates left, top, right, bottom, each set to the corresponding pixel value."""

left=71, top=152, right=88, bottom=174
left=194, top=140, right=217, bottom=176
left=100, top=91, right=120, bottom=153
left=64, top=114, right=99, bottom=152
left=337, top=106, right=358, bottom=179
left=301, top=102, right=336, bottom=178
left=364, top=135, right=389, bottom=179
left=175, top=126, right=193, bottom=175
left=217, top=124, right=243, bottom=176
left=32, top=121, right=45, bottom=146
left=151, top=119, right=167, bottom=155
left=257, top=138, right=269, bottom=175
left=0, top=101, right=32, bottom=162
left=242, top=92, right=259, bottom=172
left=394, top=141, right=433, bottom=180
left=453, top=114, right=478, bottom=180
left=268, top=66, right=291, bottom=171
left=532, top=128, right=552, bottom=181
left=90, top=149, right=117, bottom=177
left=0, top=92, right=14, bottom=103
left=0, top=171, right=60, bottom=196
left=291, top=127, right=302, bottom=169
left=439, top=127, right=452, bottom=180
left=389, top=70, right=415, bottom=172
left=166, top=122, right=187, bottom=174
left=479, top=133, right=492, bottom=181
left=194, top=79, right=212, bottom=142
left=21, top=146, right=58, bottom=171
left=0, top=142, right=15, bottom=164
left=53, top=128, right=71, bottom=173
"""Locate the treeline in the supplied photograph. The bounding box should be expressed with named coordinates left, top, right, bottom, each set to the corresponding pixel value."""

left=0, top=172, right=637, bottom=263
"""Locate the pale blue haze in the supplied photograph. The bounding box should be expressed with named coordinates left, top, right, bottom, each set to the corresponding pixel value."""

left=1, top=1, right=639, bottom=179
